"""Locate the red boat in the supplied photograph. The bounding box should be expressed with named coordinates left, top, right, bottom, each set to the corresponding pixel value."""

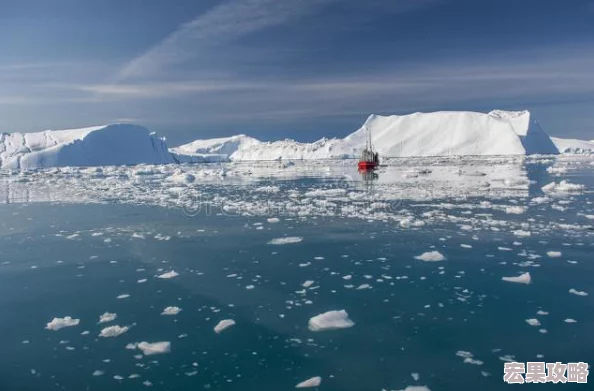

left=358, top=125, right=379, bottom=171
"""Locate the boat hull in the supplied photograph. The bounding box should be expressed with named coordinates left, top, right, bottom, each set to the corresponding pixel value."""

left=358, top=161, right=378, bottom=170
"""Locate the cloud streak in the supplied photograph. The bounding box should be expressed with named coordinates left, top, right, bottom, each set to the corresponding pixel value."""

left=116, top=0, right=337, bottom=81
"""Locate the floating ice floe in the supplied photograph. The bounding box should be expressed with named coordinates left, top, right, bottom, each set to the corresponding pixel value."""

left=396, top=386, right=431, bottom=391
left=295, top=376, right=322, bottom=388
left=505, top=206, right=526, bottom=214
left=525, top=319, right=541, bottom=327
left=45, top=316, right=80, bottom=331
left=161, top=306, right=182, bottom=316
left=214, top=319, right=236, bottom=334
left=542, top=180, right=585, bottom=194
left=268, top=237, right=303, bottom=245
left=99, top=325, right=129, bottom=338
left=98, top=312, right=117, bottom=324
left=157, top=270, right=179, bottom=279
left=513, top=230, right=531, bottom=237
left=568, top=288, right=588, bottom=296
left=92, top=370, right=104, bottom=376
left=116, top=294, right=130, bottom=299
left=137, top=341, right=171, bottom=356
left=308, top=310, right=355, bottom=331
left=502, top=272, right=531, bottom=284
left=267, top=217, right=280, bottom=223
left=564, top=318, right=577, bottom=323
left=414, top=251, right=445, bottom=262
left=302, top=280, right=314, bottom=288
left=546, top=251, right=562, bottom=258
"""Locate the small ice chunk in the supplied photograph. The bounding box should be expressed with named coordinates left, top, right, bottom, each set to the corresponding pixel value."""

left=569, top=288, right=588, bottom=296
left=268, top=237, right=303, bottom=245
left=157, top=271, right=179, bottom=279
left=137, top=341, right=171, bottom=356
left=536, top=310, right=549, bottom=316
left=98, top=312, right=117, bottom=324
left=564, top=318, right=577, bottom=323
left=161, top=306, right=182, bottom=316
left=92, top=370, right=104, bottom=376
left=502, top=272, right=531, bottom=284
left=302, top=280, right=314, bottom=288
left=99, top=325, right=129, bottom=338
left=411, top=373, right=420, bottom=381
left=546, top=251, right=562, bottom=258
left=267, top=218, right=280, bottom=223
left=308, top=310, right=355, bottom=331
left=295, top=376, right=321, bottom=388
left=45, top=317, right=80, bottom=331
left=214, top=319, right=236, bottom=334
left=396, top=387, right=431, bottom=391
left=525, top=319, right=541, bottom=327
left=116, top=294, right=130, bottom=299
left=414, top=251, right=445, bottom=262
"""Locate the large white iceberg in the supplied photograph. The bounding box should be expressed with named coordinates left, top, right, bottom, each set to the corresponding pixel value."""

left=176, top=110, right=561, bottom=161
left=0, top=124, right=174, bottom=169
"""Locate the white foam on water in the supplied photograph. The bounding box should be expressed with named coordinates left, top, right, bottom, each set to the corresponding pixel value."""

left=295, top=376, right=322, bottom=388
left=308, top=310, right=355, bottom=331
left=45, top=316, right=80, bottom=331
left=214, top=319, right=236, bottom=334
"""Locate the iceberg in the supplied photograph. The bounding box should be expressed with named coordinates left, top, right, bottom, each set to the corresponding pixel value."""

left=0, top=124, right=174, bottom=169
left=176, top=110, right=560, bottom=161
left=551, top=137, right=594, bottom=154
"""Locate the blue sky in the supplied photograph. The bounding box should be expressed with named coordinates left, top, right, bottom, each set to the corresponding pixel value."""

left=1, top=0, right=593, bottom=145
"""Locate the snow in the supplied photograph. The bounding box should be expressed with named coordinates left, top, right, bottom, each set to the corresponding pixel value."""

left=551, top=137, right=594, bottom=154
left=308, top=310, right=355, bottom=331
left=414, top=251, right=445, bottom=262
left=45, top=316, right=80, bottom=331
left=502, top=272, right=531, bottom=284
left=295, top=376, right=322, bottom=388
left=98, top=312, right=117, bottom=324
left=268, top=237, right=303, bottom=245
left=136, top=341, right=171, bottom=355
left=161, top=306, right=182, bottom=316
left=214, top=319, right=236, bottom=334
left=99, top=325, right=129, bottom=338
left=0, top=124, right=173, bottom=169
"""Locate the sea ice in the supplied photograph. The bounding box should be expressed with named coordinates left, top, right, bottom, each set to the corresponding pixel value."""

left=546, top=251, right=562, bottom=258
left=308, top=310, right=355, bottom=331
left=137, top=341, right=171, bottom=356
left=568, top=288, right=588, bottom=296
left=295, top=376, right=322, bottom=388
left=214, top=319, right=236, bottom=334
left=98, top=312, right=117, bottom=324
left=414, top=251, right=445, bottom=262
left=525, top=319, right=541, bottom=327
left=502, top=272, right=531, bottom=284
left=157, top=271, right=179, bottom=279
left=268, top=237, right=303, bottom=245
left=45, top=316, right=80, bottom=331
left=161, top=306, right=182, bottom=316
left=99, top=325, right=129, bottom=338
left=116, top=294, right=130, bottom=299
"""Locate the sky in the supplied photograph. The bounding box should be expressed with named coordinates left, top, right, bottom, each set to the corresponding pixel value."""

left=1, top=0, right=594, bottom=145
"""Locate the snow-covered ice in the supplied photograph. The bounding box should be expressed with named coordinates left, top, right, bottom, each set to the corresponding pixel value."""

left=214, top=319, right=236, bottom=334
left=99, top=325, right=129, bottom=338
left=268, top=237, right=303, bottom=245
left=308, top=310, right=355, bottom=331
left=161, top=306, right=182, bottom=316
left=414, top=251, right=445, bottom=262
left=157, top=271, right=179, bottom=279
left=45, top=317, right=80, bottom=331
left=295, top=376, right=322, bottom=388
left=136, top=341, right=171, bottom=356
left=98, top=312, right=117, bottom=324
left=502, top=272, right=531, bottom=284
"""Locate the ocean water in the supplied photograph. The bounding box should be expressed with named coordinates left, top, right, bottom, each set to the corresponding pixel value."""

left=0, top=156, right=593, bottom=391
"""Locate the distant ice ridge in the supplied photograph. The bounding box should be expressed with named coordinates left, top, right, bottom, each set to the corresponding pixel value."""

left=0, top=124, right=173, bottom=169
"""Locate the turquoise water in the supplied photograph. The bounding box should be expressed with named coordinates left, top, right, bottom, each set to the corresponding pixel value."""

left=0, top=158, right=593, bottom=390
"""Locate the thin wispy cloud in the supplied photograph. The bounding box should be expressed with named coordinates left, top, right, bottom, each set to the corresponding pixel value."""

left=116, top=0, right=337, bottom=81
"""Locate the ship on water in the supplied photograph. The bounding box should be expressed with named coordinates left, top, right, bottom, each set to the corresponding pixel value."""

left=358, top=125, right=379, bottom=171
